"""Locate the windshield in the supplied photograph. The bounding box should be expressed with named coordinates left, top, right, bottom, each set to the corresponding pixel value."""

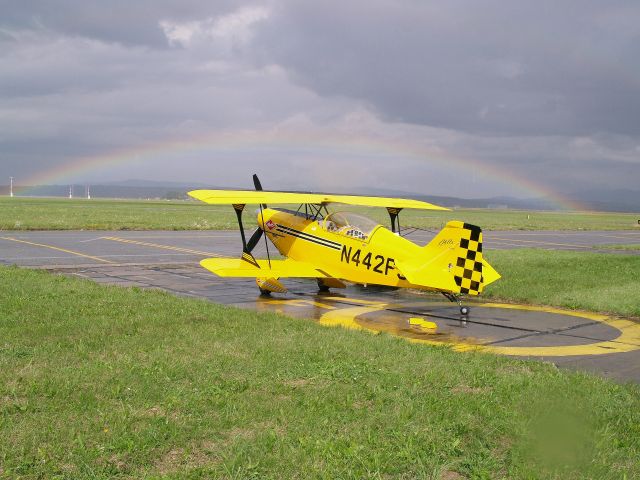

left=322, top=212, right=379, bottom=240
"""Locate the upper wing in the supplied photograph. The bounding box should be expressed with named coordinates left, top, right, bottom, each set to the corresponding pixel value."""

left=189, top=189, right=448, bottom=211
left=200, top=257, right=332, bottom=278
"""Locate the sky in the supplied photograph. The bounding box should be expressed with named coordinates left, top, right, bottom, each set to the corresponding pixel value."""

left=1, top=1, right=639, bottom=202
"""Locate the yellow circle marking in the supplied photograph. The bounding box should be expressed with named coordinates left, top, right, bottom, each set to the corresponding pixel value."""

left=318, top=302, right=640, bottom=357
left=319, top=305, right=384, bottom=333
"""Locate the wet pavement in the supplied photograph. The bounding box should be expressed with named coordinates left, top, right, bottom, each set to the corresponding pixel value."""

left=1, top=229, right=639, bottom=382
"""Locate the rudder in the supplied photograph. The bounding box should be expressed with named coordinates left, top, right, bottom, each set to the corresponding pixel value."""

left=402, top=220, right=498, bottom=295
left=450, top=222, right=484, bottom=295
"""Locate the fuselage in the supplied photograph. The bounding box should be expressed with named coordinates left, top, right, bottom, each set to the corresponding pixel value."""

left=257, top=207, right=423, bottom=288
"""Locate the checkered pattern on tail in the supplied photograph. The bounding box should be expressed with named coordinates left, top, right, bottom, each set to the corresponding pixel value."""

left=452, top=223, right=484, bottom=295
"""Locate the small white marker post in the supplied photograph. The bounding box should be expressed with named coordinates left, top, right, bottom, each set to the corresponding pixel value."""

left=86, top=185, right=91, bottom=200
left=9, top=176, right=14, bottom=197
left=69, top=185, right=73, bottom=199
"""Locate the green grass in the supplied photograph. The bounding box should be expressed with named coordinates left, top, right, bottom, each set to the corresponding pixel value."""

left=0, top=197, right=240, bottom=231
left=483, top=249, right=640, bottom=318
left=597, top=244, right=640, bottom=251
left=1, top=196, right=638, bottom=231
left=1, top=266, right=640, bottom=479
left=392, top=208, right=640, bottom=231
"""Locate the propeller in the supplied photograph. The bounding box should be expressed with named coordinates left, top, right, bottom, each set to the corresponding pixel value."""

left=253, top=173, right=268, bottom=209
left=253, top=173, right=263, bottom=191
left=246, top=227, right=263, bottom=252
left=244, top=173, right=267, bottom=255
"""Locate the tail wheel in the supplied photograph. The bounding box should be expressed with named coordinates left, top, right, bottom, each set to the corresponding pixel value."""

left=460, top=306, right=469, bottom=316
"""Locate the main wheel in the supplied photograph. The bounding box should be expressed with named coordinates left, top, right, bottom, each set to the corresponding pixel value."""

left=460, top=306, right=469, bottom=316
left=259, top=288, right=271, bottom=296
left=317, top=279, right=330, bottom=293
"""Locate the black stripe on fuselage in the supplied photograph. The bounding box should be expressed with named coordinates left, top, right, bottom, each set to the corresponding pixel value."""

left=276, top=225, right=341, bottom=248
left=275, top=224, right=342, bottom=250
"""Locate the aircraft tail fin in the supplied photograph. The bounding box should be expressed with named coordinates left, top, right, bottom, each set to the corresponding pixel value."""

left=397, top=221, right=500, bottom=295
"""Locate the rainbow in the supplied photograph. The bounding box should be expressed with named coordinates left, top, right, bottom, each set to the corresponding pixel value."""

left=14, top=129, right=588, bottom=211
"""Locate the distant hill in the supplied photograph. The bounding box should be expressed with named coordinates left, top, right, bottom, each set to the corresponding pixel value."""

left=569, top=188, right=639, bottom=213
left=98, top=179, right=214, bottom=189
left=346, top=186, right=638, bottom=212
left=0, top=184, right=197, bottom=200
left=0, top=182, right=637, bottom=213
left=345, top=187, right=559, bottom=210
left=0, top=180, right=223, bottom=200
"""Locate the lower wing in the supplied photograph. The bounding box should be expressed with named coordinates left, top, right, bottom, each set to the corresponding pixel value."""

left=200, top=257, right=331, bottom=278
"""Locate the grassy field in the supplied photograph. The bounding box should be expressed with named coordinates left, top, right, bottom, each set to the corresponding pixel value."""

left=0, top=197, right=240, bottom=231
left=597, top=244, right=640, bottom=251
left=1, top=264, right=640, bottom=479
left=483, top=249, right=640, bottom=318
left=1, top=196, right=638, bottom=231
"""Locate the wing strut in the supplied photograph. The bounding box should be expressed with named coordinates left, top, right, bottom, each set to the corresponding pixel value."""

left=258, top=203, right=272, bottom=269
left=233, top=202, right=263, bottom=267
left=233, top=203, right=248, bottom=251
left=387, top=207, right=403, bottom=234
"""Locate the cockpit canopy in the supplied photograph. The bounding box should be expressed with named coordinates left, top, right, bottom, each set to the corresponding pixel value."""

left=322, top=212, right=379, bottom=240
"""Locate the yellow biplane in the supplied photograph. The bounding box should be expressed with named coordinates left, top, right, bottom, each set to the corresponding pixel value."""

left=189, top=175, right=500, bottom=315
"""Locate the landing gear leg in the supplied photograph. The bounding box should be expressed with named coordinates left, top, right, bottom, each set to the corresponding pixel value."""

left=316, top=279, right=331, bottom=293
left=442, top=292, right=469, bottom=316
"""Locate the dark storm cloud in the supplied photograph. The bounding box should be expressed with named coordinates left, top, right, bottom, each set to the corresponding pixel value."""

left=254, top=0, right=640, bottom=136
left=0, top=0, right=236, bottom=47
left=0, top=0, right=638, bottom=199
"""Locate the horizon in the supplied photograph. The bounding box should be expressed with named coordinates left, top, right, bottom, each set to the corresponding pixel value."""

left=1, top=179, right=638, bottom=213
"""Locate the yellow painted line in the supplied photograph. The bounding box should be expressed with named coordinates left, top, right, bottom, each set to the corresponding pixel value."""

left=307, top=300, right=338, bottom=310
left=317, top=301, right=640, bottom=357
left=102, top=236, right=224, bottom=258
left=0, top=236, right=114, bottom=264
left=499, top=232, right=639, bottom=239
left=323, top=296, right=386, bottom=306
left=595, top=235, right=640, bottom=241
left=491, top=236, right=592, bottom=249
left=489, top=241, right=539, bottom=248
left=103, top=234, right=238, bottom=240
left=489, top=232, right=596, bottom=237
left=262, top=299, right=336, bottom=310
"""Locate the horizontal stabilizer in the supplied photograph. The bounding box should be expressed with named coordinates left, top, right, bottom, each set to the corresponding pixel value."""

left=200, top=257, right=330, bottom=278
left=481, top=258, right=500, bottom=286
left=189, top=189, right=448, bottom=211
left=396, top=256, right=459, bottom=292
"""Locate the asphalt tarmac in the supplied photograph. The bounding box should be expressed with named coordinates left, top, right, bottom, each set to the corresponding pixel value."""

left=1, top=229, right=639, bottom=382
